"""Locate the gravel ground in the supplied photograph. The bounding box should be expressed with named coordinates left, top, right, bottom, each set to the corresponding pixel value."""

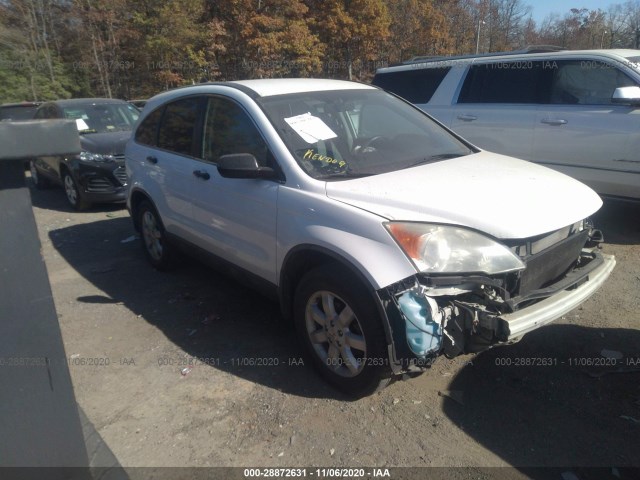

left=28, top=180, right=640, bottom=479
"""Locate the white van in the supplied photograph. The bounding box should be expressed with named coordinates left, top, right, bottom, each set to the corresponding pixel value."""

left=374, top=48, right=640, bottom=201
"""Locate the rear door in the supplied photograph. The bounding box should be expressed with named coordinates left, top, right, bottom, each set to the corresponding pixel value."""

left=451, top=60, right=549, bottom=160
left=131, top=96, right=205, bottom=243
left=533, top=59, right=640, bottom=199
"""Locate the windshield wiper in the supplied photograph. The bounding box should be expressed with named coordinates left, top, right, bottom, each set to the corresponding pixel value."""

left=405, top=152, right=469, bottom=169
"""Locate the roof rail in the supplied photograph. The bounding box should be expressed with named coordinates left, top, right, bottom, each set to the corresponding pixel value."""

left=402, top=45, right=567, bottom=65
left=518, top=45, right=566, bottom=53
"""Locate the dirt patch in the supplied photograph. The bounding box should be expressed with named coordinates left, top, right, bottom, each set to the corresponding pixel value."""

left=30, top=184, right=640, bottom=475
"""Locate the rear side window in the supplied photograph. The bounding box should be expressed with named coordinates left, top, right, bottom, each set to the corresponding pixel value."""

left=157, top=97, right=201, bottom=156
left=0, top=105, right=38, bottom=120
left=373, top=67, right=451, bottom=103
left=135, top=107, right=163, bottom=146
left=459, top=61, right=550, bottom=104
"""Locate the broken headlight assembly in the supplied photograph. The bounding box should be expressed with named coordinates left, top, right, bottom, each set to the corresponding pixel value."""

left=385, top=222, right=525, bottom=275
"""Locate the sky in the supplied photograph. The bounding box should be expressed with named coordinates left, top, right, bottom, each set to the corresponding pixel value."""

left=530, top=0, right=615, bottom=23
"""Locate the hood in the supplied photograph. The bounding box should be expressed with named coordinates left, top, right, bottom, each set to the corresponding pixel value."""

left=80, top=130, right=131, bottom=156
left=326, top=151, right=602, bottom=239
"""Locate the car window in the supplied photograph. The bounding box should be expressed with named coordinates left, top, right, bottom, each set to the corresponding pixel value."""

left=259, top=89, right=473, bottom=180
left=34, top=107, right=48, bottom=119
left=62, top=103, right=139, bottom=133
left=623, top=55, right=640, bottom=70
left=0, top=105, right=39, bottom=120
left=135, top=107, right=164, bottom=146
left=202, top=97, right=270, bottom=166
left=549, top=60, right=637, bottom=105
left=157, top=97, right=202, bottom=156
left=458, top=61, right=550, bottom=104
left=372, top=67, right=451, bottom=103
left=34, top=105, right=56, bottom=119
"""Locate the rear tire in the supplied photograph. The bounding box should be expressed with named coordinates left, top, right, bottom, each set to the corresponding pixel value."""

left=138, top=200, right=173, bottom=270
left=294, top=265, right=392, bottom=397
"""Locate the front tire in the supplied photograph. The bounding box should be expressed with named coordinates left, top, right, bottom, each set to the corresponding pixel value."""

left=62, top=171, right=90, bottom=210
left=294, top=265, right=392, bottom=397
left=138, top=200, right=173, bottom=270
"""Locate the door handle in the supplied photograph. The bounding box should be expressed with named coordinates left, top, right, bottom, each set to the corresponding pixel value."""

left=541, top=118, right=567, bottom=126
left=146, top=155, right=158, bottom=164
left=457, top=114, right=478, bottom=122
left=193, top=170, right=210, bottom=180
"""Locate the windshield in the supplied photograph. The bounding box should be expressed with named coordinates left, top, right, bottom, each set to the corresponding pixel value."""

left=258, top=89, right=473, bottom=180
left=62, top=103, right=140, bottom=134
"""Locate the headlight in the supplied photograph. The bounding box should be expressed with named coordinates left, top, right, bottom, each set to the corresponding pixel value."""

left=385, top=222, right=525, bottom=275
left=80, top=151, right=115, bottom=163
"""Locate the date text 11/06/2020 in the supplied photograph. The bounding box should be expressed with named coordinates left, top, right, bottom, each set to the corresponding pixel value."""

left=244, top=468, right=391, bottom=478
left=493, top=357, right=639, bottom=367
left=156, top=356, right=306, bottom=367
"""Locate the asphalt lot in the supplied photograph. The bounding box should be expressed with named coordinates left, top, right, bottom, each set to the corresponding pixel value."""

left=28, top=178, right=640, bottom=478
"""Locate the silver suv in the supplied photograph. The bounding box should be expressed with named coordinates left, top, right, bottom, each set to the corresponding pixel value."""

left=373, top=48, right=640, bottom=201
left=126, top=79, right=614, bottom=397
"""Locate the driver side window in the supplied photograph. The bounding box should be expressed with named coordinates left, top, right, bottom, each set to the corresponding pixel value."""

left=550, top=61, right=637, bottom=105
left=203, top=97, right=270, bottom=166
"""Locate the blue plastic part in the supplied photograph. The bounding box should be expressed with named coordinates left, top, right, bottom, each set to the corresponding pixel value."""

left=398, top=289, right=442, bottom=357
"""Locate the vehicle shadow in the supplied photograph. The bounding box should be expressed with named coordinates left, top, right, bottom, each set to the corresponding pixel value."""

left=48, top=216, right=350, bottom=401
left=593, top=199, right=640, bottom=246
left=442, top=323, right=640, bottom=477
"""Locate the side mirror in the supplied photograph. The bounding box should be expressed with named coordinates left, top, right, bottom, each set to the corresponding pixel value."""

left=217, top=153, right=276, bottom=179
left=611, top=86, right=640, bottom=106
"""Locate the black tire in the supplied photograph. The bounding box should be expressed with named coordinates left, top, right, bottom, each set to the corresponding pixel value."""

left=29, top=160, right=49, bottom=189
left=294, top=265, right=393, bottom=397
left=137, top=200, right=173, bottom=270
left=62, top=171, right=90, bottom=210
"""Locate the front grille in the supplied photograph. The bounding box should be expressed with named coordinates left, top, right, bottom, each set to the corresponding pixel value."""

left=86, top=177, right=115, bottom=193
left=518, top=229, right=589, bottom=295
left=113, top=166, right=128, bottom=186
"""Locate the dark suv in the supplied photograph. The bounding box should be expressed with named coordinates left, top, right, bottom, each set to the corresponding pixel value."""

left=30, top=98, right=140, bottom=210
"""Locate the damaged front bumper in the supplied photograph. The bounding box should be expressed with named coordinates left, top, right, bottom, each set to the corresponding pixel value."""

left=499, top=252, right=615, bottom=342
left=377, top=249, right=616, bottom=374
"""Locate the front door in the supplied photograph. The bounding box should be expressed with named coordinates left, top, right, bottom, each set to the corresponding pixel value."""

left=190, top=96, right=279, bottom=284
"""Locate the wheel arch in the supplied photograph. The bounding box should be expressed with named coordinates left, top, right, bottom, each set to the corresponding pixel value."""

left=58, top=161, right=71, bottom=180
left=128, top=188, right=158, bottom=232
left=278, top=244, right=393, bottom=346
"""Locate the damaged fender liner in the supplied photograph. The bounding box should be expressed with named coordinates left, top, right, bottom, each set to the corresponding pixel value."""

left=376, top=251, right=615, bottom=373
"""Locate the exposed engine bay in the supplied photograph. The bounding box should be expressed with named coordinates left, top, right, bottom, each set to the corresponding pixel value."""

left=378, top=220, right=609, bottom=372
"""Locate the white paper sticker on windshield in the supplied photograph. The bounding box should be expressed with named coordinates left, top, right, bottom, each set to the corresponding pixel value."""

left=284, top=112, right=337, bottom=144
left=75, top=118, right=90, bottom=131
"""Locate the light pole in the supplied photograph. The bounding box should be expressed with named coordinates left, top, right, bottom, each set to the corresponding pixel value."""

left=476, top=19, right=486, bottom=54
left=600, top=29, right=608, bottom=48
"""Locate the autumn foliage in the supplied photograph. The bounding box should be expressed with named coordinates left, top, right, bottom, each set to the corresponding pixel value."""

left=1, top=0, right=639, bottom=102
